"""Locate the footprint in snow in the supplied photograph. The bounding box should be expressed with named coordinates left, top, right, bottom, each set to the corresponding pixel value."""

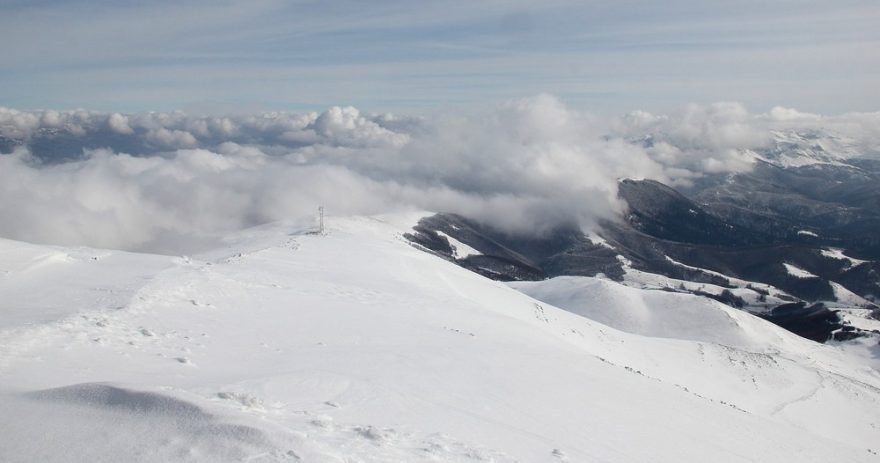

left=354, top=425, right=398, bottom=444
left=217, top=391, right=265, bottom=411
left=534, top=303, right=550, bottom=323
left=309, top=415, right=335, bottom=430
left=443, top=326, right=476, bottom=337
left=421, top=433, right=514, bottom=462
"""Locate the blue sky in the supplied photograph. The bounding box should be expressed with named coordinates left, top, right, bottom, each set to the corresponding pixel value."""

left=1, top=0, right=878, bottom=114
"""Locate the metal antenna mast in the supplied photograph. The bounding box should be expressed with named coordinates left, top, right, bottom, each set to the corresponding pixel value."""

left=318, top=206, right=324, bottom=234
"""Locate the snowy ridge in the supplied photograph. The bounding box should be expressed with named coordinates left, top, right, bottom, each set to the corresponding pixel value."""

left=1, top=215, right=879, bottom=462
left=661, top=255, right=792, bottom=307
left=609, top=253, right=792, bottom=310
left=435, top=230, right=482, bottom=259
left=822, top=248, right=870, bottom=269
left=509, top=276, right=789, bottom=349
left=829, top=282, right=873, bottom=308
left=784, top=263, right=819, bottom=279
left=756, top=130, right=866, bottom=168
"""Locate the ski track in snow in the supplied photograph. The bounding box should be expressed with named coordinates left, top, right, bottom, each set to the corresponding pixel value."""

left=770, top=371, right=825, bottom=417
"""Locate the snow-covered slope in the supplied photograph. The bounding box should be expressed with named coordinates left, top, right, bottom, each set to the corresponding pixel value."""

left=509, top=276, right=793, bottom=349
left=755, top=130, right=870, bottom=168
left=0, top=238, right=175, bottom=331
left=1, top=214, right=880, bottom=462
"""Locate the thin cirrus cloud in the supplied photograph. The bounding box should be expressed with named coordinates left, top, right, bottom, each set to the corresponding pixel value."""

left=0, top=1, right=877, bottom=113
left=1, top=96, right=878, bottom=254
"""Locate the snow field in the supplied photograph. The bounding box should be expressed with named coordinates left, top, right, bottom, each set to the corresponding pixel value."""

left=0, top=215, right=879, bottom=462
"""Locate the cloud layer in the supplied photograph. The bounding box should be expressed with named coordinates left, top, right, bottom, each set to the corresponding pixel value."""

left=1, top=96, right=878, bottom=253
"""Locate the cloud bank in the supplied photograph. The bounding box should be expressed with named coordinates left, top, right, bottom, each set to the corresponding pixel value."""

left=1, top=96, right=878, bottom=253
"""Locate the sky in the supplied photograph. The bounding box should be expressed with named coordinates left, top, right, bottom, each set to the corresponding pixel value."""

left=1, top=0, right=878, bottom=114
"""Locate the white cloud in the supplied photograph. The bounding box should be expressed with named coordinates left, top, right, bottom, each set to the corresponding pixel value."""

left=0, top=107, right=40, bottom=138
left=145, top=128, right=198, bottom=148
left=40, top=110, right=63, bottom=128
left=107, top=113, right=134, bottom=134
left=767, top=106, right=822, bottom=122
left=309, top=106, right=410, bottom=148
left=1, top=97, right=878, bottom=253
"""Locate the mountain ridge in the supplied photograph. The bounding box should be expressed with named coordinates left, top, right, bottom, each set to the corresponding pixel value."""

left=3, top=213, right=880, bottom=461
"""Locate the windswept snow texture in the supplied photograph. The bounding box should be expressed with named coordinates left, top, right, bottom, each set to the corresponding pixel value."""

left=1, top=214, right=880, bottom=462
left=0, top=238, right=174, bottom=331
left=1, top=384, right=276, bottom=463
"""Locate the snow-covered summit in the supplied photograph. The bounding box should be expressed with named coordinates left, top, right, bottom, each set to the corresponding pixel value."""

left=1, top=214, right=879, bottom=462
left=753, top=129, right=870, bottom=168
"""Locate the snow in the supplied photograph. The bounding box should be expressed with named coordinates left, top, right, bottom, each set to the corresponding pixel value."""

left=664, top=255, right=783, bottom=294
left=828, top=335, right=880, bottom=372
left=759, top=130, right=860, bottom=168
left=615, top=255, right=790, bottom=309
left=836, top=307, right=880, bottom=334
left=829, top=281, right=872, bottom=307
left=783, top=263, right=818, bottom=279
left=509, top=276, right=791, bottom=349
left=586, top=233, right=613, bottom=249
left=624, top=266, right=776, bottom=308
left=798, top=230, right=819, bottom=237
left=821, top=248, right=869, bottom=269
left=1, top=214, right=880, bottom=462
left=0, top=384, right=277, bottom=462
left=0, top=238, right=175, bottom=331
left=435, top=230, right=481, bottom=259
left=662, top=255, right=872, bottom=310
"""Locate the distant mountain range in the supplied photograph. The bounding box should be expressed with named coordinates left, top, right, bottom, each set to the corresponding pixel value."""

left=407, top=130, right=880, bottom=343
left=4, top=121, right=879, bottom=343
